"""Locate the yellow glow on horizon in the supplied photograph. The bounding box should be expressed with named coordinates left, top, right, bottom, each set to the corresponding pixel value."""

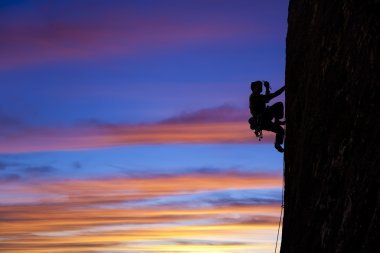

left=0, top=172, right=282, bottom=252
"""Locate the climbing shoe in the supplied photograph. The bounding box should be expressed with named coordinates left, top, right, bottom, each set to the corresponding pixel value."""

left=275, top=143, right=284, bottom=153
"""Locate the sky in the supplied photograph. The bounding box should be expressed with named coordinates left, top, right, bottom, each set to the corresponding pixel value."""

left=0, top=0, right=289, bottom=252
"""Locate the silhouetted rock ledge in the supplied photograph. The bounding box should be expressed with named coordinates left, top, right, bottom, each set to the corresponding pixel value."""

left=281, top=1, right=379, bottom=253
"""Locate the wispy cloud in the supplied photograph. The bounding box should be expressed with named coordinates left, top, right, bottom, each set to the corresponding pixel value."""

left=0, top=173, right=21, bottom=182
left=0, top=160, right=57, bottom=183
left=0, top=170, right=282, bottom=252
left=0, top=106, right=274, bottom=153
left=0, top=2, right=255, bottom=70
left=161, top=105, right=248, bottom=123
left=0, top=112, right=23, bottom=128
left=0, top=111, right=25, bottom=137
left=0, top=161, right=7, bottom=170
left=22, top=165, right=56, bottom=176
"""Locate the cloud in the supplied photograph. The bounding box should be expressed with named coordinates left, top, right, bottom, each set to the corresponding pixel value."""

left=205, top=191, right=281, bottom=207
left=0, top=105, right=275, bottom=153
left=0, top=170, right=282, bottom=252
left=22, top=165, right=56, bottom=175
left=0, top=161, right=7, bottom=170
left=0, top=2, right=254, bottom=70
left=0, top=170, right=282, bottom=205
left=0, top=173, right=21, bottom=182
left=119, top=188, right=281, bottom=210
left=0, top=113, right=22, bottom=128
left=0, top=111, right=25, bottom=137
left=161, top=104, right=249, bottom=124
left=72, top=161, right=82, bottom=169
left=172, top=239, right=248, bottom=246
left=0, top=161, right=57, bottom=183
left=0, top=241, right=119, bottom=251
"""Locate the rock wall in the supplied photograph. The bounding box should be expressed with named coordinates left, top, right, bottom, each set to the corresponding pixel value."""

left=281, top=1, right=380, bottom=252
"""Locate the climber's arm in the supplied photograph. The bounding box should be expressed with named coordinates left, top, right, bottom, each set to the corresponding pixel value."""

left=264, top=85, right=285, bottom=101
left=264, top=81, right=270, bottom=95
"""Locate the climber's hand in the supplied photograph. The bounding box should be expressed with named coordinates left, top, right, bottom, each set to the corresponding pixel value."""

left=264, top=81, right=270, bottom=89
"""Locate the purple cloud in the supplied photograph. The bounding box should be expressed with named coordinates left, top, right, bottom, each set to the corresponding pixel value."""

left=0, top=161, right=7, bottom=170
left=0, top=104, right=273, bottom=153
left=0, top=173, right=21, bottom=182
left=0, top=111, right=25, bottom=135
left=22, top=165, right=56, bottom=175
left=0, top=2, right=256, bottom=69
left=161, top=105, right=249, bottom=124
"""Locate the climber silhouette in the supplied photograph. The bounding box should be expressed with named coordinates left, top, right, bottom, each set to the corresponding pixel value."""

left=248, top=80, right=285, bottom=152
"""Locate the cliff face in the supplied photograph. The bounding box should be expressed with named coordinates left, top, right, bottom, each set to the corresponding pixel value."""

left=281, top=1, right=380, bottom=252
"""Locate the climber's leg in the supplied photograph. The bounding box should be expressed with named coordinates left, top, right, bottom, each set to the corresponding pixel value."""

left=266, top=102, right=284, bottom=123
left=263, top=122, right=285, bottom=153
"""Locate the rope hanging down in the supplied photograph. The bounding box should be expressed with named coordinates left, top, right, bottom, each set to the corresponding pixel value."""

left=274, top=159, right=285, bottom=253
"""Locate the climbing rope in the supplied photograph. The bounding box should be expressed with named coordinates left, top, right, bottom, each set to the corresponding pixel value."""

left=274, top=158, right=285, bottom=253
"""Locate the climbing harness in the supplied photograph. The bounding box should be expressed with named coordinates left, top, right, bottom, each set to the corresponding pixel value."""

left=248, top=114, right=263, bottom=141
left=255, top=128, right=263, bottom=141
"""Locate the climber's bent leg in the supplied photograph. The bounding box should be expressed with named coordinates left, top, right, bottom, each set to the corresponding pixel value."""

left=266, top=102, right=284, bottom=122
left=262, top=122, right=285, bottom=153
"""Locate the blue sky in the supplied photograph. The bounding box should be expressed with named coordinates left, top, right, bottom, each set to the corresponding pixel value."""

left=0, top=1, right=288, bottom=252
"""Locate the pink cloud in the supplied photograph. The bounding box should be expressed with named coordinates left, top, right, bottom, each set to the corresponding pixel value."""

left=0, top=10, right=252, bottom=69
left=161, top=105, right=249, bottom=123
left=1, top=121, right=275, bottom=153
left=0, top=106, right=276, bottom=153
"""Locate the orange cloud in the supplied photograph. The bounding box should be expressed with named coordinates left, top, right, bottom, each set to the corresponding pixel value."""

left=0, top=172, right=282, bottom=252
left=1, top=121, right=275, bottom=153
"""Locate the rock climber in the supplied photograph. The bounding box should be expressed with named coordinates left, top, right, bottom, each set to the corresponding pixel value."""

left=249, top=80, right=286, bottom=152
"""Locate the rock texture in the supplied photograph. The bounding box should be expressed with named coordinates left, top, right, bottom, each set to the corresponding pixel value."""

left=281, top=1, right=380, bottom=252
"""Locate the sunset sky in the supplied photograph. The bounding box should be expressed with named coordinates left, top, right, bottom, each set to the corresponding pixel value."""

left=0, top=0, right=288, bottom=252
